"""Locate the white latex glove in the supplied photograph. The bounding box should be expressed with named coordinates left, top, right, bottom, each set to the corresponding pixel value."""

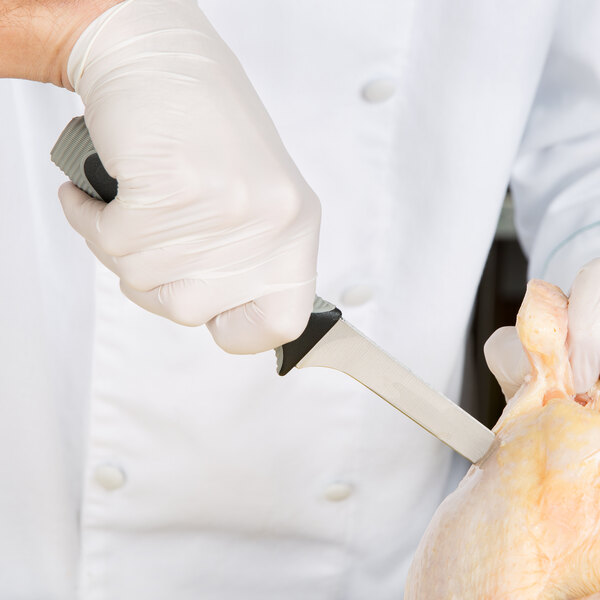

left=484, top=258, right=600, bottom=398
left=58, top=0, right=320, bottom=354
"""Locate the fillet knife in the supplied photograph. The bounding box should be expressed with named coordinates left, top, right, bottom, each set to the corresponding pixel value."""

left=51, top=117, right=496, bottom=464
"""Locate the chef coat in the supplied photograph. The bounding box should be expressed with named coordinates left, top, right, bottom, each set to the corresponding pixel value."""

left=2, top=1, right=600, bottom=598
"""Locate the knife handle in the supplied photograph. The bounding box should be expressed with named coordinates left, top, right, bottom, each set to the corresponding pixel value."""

left=50, top=117, right=343, bottom=374
left=51, top=116, right=117, bottom=203
left=275, top=298, right=342, bottom=375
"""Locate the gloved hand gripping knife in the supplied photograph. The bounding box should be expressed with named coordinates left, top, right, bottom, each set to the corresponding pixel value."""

left=50, top=117, right=343, bottom=372
left=51, top=118, right=496, bottom=463
left=51, top=117, right=117, bottom=203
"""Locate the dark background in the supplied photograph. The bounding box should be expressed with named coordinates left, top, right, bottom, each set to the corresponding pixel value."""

left=467, top=194, right=528, bottom=428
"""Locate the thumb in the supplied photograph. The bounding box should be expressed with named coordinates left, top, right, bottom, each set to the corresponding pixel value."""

left=206, top=284, right=315, bottom=355
left=484, top=326, right=531, bottom=400
left=567, top=258, right=600, bottom=393
left=58, top=181, right=107, bottom=245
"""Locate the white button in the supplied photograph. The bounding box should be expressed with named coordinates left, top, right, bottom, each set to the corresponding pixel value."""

left=361, top=78, right=397, bottom=103
left=94, top=464, right=126, bottom=491
left=324, top=482, right=354, bottom=502
left=340, top=284, right=374, bottom=307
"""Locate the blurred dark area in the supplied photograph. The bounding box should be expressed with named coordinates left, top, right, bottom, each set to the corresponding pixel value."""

left=466, top=194, right=528, bottom=429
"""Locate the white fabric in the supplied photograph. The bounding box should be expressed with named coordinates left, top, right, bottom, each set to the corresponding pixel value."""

left=60, top=0, right=320, bottom=354
left=1, top=1, right=599, bottom=598
left=511, top=0, right=600, bottom=291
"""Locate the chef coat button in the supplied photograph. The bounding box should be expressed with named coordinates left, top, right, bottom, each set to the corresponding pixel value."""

left=324, top=482, right=354, bottom=502
left=361, top=78, right=397, bottom=103
left=340, top=284, right=374, bottom=307
left=94, top=464, right=126, bottom=491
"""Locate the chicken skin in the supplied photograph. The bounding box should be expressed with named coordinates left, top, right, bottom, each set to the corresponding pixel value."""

left=405, top=280, right=600, bottom=600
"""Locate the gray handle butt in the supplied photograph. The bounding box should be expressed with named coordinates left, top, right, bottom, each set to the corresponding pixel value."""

left=51, top=117, right=117, bottom=203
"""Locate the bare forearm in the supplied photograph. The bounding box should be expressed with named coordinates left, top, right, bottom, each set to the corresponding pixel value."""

left=0, top=0, right=123, bottom=88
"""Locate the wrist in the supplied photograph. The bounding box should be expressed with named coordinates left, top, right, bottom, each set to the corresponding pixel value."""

left=0, top=0, right=124, bottom=89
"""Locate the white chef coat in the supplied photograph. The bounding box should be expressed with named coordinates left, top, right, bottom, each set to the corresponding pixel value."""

left=1, top=1, right=600, bottom=598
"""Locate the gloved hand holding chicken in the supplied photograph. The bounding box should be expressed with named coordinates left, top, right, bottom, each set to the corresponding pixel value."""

left=405, top=259, right=600, bottom=600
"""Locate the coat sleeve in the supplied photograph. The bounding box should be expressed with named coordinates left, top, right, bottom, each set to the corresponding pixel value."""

left=510, top=0, right=600, bottom=293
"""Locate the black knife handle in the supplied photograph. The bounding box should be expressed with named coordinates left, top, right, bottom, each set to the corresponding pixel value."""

left=51, top=117, right=342, bottom=373
left=275, top=297, right=342, bottom=375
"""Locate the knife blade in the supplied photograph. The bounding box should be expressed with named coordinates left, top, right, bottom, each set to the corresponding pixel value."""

left=276, top=298, right=496, bottom=464
left=51, top=118, right=497, bottom=464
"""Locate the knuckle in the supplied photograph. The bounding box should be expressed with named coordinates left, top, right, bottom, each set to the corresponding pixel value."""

left=265, top=307, right=310, bottom=347
left=179, top=174, right=320, bottom=234
left=98, top=228, right=128, bottom=257
left=220, top=183, right=252, bottom=225
left=177, top=180, right=252, bottom=229
left=165, top=299, right=194, bottom=327
left=98, top=200, right=148, bottom=257
left=163, top=286, right=204, bottom=327
left=118, top=260, right=152, bottom=292
left=269, top=181, right=304, bottom=228
left=269, top=180, right=320, bottom=233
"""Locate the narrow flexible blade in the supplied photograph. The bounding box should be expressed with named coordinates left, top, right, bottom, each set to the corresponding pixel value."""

left=297, top=320, right=496, bottom=463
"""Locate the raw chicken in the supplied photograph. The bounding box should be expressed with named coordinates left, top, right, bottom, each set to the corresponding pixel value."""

left=405, top=280, right=600, bottom=600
